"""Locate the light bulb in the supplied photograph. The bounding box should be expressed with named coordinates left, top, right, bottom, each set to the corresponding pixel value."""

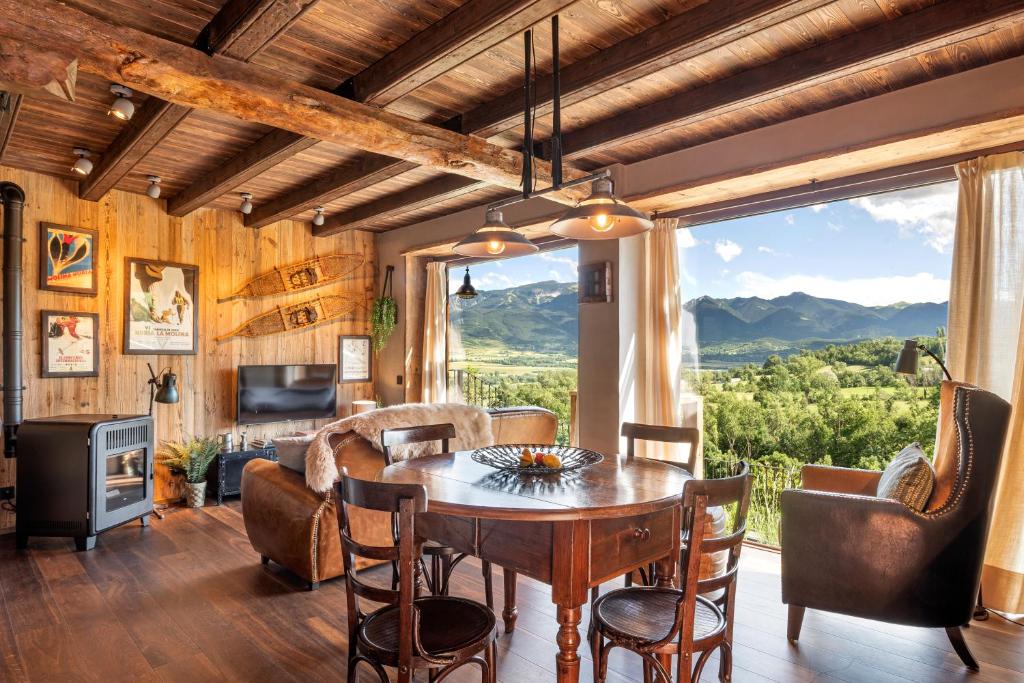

left=589, top=212, right=615, bottom=232
left=108, top=85, right=135, bottom=121
left=71, top=149, right=93, bottom=176
left=485, top=239, right=506, bottom=255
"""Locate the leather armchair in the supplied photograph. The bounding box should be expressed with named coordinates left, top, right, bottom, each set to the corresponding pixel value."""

left=781, top=382, right=1012, bottom=670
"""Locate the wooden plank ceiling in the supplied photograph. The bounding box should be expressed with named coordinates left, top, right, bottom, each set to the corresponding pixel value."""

left=2, top=0, right=1024, bottom=235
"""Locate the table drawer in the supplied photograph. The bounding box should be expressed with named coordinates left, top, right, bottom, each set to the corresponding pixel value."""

left=590, top=509, right=675, bottom=584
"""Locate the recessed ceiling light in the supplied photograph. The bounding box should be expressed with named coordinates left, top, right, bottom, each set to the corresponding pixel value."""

left=71, top=148, right=93, bottom=176
left=108, top=84, right=135, bottom=121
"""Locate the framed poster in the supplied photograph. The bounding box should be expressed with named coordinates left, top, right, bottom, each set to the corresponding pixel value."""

left=124, top=257, right=199, bottom=355
left=579, top=261, right=613, bottom=303
left=339, top=335, right=372, bottom=383
left=41, top=310, right=99, bottom=377
left=39, top=222, right=98, bottom=295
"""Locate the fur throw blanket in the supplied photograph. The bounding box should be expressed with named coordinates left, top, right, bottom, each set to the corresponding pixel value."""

left=305, top=403, right=493, bottom=492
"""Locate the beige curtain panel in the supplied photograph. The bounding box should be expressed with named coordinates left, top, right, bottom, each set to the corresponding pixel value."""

left=635, top=217, right=686, bottom=462
left=421, top=262, right=448, bottom=404
left=947, top=152, right=1024, bottom=614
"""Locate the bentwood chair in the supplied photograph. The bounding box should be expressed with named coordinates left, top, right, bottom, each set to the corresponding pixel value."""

left=782, top=381, right=1012, bottom=670
left=338, top=472, right=497, bottom=683
left=590, top=462, right=751, bottom=683
left=381, top=424, right=496, bottom=608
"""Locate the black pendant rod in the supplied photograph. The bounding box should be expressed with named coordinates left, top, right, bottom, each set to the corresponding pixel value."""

left=522, top=29, right=533, bottom=198
left=550, top=15, right=563, bottom=189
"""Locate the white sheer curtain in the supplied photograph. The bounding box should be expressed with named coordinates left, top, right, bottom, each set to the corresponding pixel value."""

left=946, top=152, right=1024, bottom=614
left=421, top=262, right=448, bottom=403
left=635, top=217, right=686, bottom=462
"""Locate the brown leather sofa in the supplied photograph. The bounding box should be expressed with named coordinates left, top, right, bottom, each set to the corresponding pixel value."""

left=781, top=381, right=1012, bottom=670
left=241, top=406, right=557, bottom=588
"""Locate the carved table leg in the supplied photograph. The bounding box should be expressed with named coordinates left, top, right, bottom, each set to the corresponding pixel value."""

left=556, top=604, right=583, bottom=683
left=502, top=568, right=518, bottom=633
left=654, top=552, right=679, bottom=677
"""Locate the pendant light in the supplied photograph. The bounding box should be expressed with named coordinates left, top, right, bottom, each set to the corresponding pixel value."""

left=550, top=175, right=653, bottom=239
left=70, top=148, right=93, bottom=176
left=146, top=175, right=162, bottom=198
left=453, top=208, right=538, bottom=257
left=455, top=267, right=478, bottom=299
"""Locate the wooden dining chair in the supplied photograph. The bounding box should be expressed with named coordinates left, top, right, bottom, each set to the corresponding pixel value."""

left=590, top=462, right=751, bottom=683
left=338, top=472, right=497, bottom=683
left=381, top=424, right=496, bottom=609
left=622, top=422, right=701, bottom=474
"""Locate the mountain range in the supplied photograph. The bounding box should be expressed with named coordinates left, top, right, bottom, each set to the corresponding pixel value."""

left=450, top=281, right=948, bottom=360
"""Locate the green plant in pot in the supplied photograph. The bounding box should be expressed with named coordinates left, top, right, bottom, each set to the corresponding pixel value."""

left=158, top=436, right=221, bottom=508
left=371, top=265, right=397, bottom=353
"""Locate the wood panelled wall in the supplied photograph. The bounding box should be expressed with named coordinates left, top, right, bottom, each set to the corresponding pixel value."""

left=0, top=166, right=375, bottom=529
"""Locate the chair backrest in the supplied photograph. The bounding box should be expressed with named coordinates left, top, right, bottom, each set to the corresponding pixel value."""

left=337, top=473, right=427, bottom=673
left=621, top=421, right=701, bottom=474
left=380, top=423, right=456, bottom=466
left=668, top=462, right=751, bottom=652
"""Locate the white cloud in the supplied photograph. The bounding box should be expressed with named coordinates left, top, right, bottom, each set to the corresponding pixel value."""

left=810, top=203, right=827, bottom=213
left=849, top=183, right=958, bottom=254
left=757, top=246, right=776, bottom=254
left=734, top=271, right=949, bottom=306
left=714, top=239, right=743, bottom=262
left=677, top=229, right=699, bottom=248
left=474, top=272, right=517, bottom=291
left=539, top=251, right=578, bottom=275
left=826, top=221, right=844, bottom=232
left=784, top=214, right=795, bottom=226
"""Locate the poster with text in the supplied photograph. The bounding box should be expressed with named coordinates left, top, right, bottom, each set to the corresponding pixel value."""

left=42, top=311, right=99, bottom=377
left=40, top=223, right=98, bottom=294
left=124, top=258, right=198, bottom=355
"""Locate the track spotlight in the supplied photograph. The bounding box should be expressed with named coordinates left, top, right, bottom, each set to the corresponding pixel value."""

left=108, top=84, right=135, bottom=121
left=71, top=148, right=93, bottom=176
left=239, top=193, right=254, bottom=215
left=146, top=176, right=162, bottom=199
left=312, top=206, right=325, bottom=226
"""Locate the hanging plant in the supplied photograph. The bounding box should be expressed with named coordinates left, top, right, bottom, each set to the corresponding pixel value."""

left=371, top=265, right=397, bottom=353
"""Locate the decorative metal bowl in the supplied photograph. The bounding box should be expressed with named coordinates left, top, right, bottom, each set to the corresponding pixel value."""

left=470, top=444, right=603, bottom=474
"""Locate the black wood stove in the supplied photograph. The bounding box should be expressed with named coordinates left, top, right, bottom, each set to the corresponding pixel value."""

left=16, top=414, right=154, bottom=551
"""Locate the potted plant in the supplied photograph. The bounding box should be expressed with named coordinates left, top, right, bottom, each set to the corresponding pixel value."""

left=371, top=265, right=397, bottom=353
left=158, top=436, right=221, bottom=508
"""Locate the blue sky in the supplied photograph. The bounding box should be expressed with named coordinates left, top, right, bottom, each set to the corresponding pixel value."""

left=454, top=180, right=957, bottom=306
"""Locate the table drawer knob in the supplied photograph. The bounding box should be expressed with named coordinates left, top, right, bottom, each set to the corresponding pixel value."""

left=633, top=527, right=651, bottom=541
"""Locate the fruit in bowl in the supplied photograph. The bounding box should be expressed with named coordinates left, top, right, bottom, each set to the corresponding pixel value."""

left=518, top=447, right=562, bottom=469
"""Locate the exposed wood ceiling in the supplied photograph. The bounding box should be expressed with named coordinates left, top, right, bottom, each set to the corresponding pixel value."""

left=1, top=0, right=1024, bottom=236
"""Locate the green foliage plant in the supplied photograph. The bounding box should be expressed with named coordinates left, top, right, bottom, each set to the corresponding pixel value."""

left=371, top=296, right=397, bottom=353
left=158, top=436, right=221, bottom=484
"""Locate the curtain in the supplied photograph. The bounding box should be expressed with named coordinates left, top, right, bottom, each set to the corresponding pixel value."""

left=946, top=152, right=1024, bottom=614
left=635, top=217, right=688, bottom=463
left=421, top=262, right=448, bottom=404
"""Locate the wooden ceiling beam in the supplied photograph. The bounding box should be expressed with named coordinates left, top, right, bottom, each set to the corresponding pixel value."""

left=313, top=175, right=487, bottom=236
left=351, top=0, right=575, bottom=107
left=77, top=0, right=320, bottom=202
left=170, top=0, right=574, bottom=220
left=0, top=0, right=589, bottom=204
left=313, top=0, right=831, bottom=234
left=560, top=0, right=1024, bottom=158
left=458, top=0, right=833, bottom=138
left=0, top=91, right=23, bottom=163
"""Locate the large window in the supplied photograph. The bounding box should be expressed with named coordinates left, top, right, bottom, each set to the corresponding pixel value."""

left=448, top=247, right=580, bottom=444
left=682, top=181, right=957, bottom=544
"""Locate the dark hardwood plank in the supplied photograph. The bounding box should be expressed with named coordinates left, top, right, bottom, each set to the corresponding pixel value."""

left=0, top=91, right=23, bottom=163
left=77, top=0, right=321, bottom=201
left=560, top=0, right=1024, bottom=158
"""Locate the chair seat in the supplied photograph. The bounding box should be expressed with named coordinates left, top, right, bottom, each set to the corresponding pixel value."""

left=423, top=540, right=459, bottom=556
left=594, top=587, right=725, bottom=645
left=359, top=596, right=496, bottom=661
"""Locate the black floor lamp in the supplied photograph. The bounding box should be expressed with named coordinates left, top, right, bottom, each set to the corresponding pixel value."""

left=147, top=363, right=179, bottom=416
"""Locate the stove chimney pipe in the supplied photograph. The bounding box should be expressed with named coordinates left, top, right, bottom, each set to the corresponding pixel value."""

left=1, top=181, right=25, bottom=458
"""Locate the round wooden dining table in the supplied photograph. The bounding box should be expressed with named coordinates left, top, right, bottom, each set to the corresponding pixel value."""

left=379, top=449, right=691, bottom=683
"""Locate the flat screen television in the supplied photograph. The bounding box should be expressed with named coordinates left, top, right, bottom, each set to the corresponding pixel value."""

left=237, top=364, right=337, bottom=425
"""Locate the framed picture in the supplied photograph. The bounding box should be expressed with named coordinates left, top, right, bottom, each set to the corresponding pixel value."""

left=124, top=257, right=199, bottom=355
left=339, top=335, right=372, bottom=383
left=39, top=222, right=98, bottom=295
left=579, top=261, right=613, bottom=303
left=41, top=310, right=99, bottom=377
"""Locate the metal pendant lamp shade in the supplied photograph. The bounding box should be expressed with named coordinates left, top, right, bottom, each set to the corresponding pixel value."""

left=550, top=176, right=653, bottom=239
left=455, top=267, right=478, bottom=299
left=894, top=339, right=921, bottom=375
left=155, top=372, right=179, bottom=404
left=453, top=208, right=538, bottom=257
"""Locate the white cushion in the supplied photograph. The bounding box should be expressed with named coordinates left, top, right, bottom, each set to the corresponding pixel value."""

left=274, top=433, right=314, bottom=473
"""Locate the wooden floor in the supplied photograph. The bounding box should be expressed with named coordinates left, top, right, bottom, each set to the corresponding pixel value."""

left=1, top=503, right=1022, bottom=682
